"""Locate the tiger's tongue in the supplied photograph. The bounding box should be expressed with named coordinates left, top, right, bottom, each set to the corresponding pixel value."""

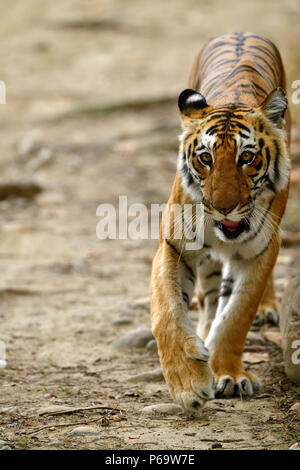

left=220, top=219, right=241, bottom=231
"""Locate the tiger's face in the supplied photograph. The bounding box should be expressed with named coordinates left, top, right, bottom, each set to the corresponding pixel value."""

left=178, top=88, right=290, bottom=242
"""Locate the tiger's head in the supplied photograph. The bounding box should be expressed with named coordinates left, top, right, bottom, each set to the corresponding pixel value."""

left=178, top=88, right=290, bottom=242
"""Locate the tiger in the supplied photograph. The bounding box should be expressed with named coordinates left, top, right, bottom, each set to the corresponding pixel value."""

left=150, top=32, right=290, bottom=414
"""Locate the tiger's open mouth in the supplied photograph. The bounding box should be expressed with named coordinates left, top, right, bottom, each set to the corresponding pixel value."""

left=215, top=218, right=249, bottom=239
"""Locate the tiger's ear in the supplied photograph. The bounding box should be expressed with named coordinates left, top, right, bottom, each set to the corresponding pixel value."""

left=259, top=87, right=288, bottom=128
left=178, top=89, right=208, bottom=117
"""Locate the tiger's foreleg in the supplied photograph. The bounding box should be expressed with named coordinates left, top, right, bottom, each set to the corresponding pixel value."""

left=150, top=240, right=215, bottom=414
left=205, top=236, right=280, bottom=397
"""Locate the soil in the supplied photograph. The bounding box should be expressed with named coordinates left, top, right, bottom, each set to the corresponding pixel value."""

left=0, top=0, right=299, bottom=450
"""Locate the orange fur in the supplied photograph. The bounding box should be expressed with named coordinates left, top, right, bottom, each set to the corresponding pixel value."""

left=150, top=33, right=290, bottom=413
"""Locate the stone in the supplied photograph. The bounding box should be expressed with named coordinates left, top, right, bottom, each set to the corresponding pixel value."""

left=263, top=331, right=282, bottom=345
left=127, top=368, right=163, bottom=383
left=289, top=442, right=300, bottom=450
left=0, top=445, right=12, bottom=450
left=113, top=328, right=154, bottom=349
left=141, top=404, right=183, bottom=415
left=37, top=405, right=72, bottom=415
left=289, top=402, right=300, bottom=412
left=243, top=352, right=269, bottom=364
left=211, top=442, right=222, bottom=449
left=280, top=276, right=300, bottom=384
left=146, top=339, right=158, bottom=352
left=246, top=332, right=266, bottom=345
left=112, top=316, right=133, bottom=326
left=131, top=297, right=150, bottom=310
left=0, top=406, right=18, bottom=414
left=70, top=426, right=100, bottom=436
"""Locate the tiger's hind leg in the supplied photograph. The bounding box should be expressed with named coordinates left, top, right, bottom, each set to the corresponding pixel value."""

left=196, top=254, right=222, bottom=342
left=253, top=272, right=279, bottom=327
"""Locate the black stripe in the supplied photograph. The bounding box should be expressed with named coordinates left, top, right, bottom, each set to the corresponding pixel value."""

left=244, top=197, right=274, bottom=242
left=182, top=291, right=190, bottom=305
left=206, top=270, right=221, bottom=279
left=219, top=287, right=232, bottom=297
left=204, top=288, right=219, bottom=296
left=273, top=140, right=280, bottom=182
left=221, top=277, right=234, bottom=284
left=165, top=239, right=196, bottom=281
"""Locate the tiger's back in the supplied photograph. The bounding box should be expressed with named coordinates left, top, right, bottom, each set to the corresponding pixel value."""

left=189, top=32, right=288, bottom=111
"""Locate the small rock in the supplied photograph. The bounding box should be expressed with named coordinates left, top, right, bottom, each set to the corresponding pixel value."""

left=277, top=255, right=293, bottom=265
left=127, top=368, right=163, bottom=383
left=71, top=426, right=100, bottom=436
left=113, top=328, right=153, bottom=349
left=0, top=446, right=12, bottom=450
left=141, top=404, right=183, bottom=415
left=246, top=332, right=266, bottom=345
left=146, top=339, right=158, bottom=352
left=37, top=405, right=72, bottom=415
left=289, top=402, right=300, bottom=412
left=243, top=352, right=269, bottom=364
left=211, top=442, right=222, bottom=449
left=275, top=278, right=289, bottom=291
left=27, top=147, right=53, bottom=171
left=131, top=297, right=150, bottom=310
left=263, top=331, right=282, bottom=345
left=0, top=406, right=18, bottom=414
left=0, top=359, right=7, bottom=369
left=17, top=135, right=38, bottom=157
left=289, top=442, right=300, bottom=450
left=112, top=316, right=133, bottom=326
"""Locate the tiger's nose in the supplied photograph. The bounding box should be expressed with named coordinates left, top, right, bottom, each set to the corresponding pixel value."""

left=213, top=203, right=238, bottom=215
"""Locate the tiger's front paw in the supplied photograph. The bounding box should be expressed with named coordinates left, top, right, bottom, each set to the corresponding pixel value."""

left=159, top=335, right=215, bottom=415
left=214, top=370, right=261, bottom=398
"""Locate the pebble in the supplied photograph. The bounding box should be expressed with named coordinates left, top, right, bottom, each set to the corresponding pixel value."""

left=112, top=316, right=133, bottom=326
left=113, top=327, right=154, bottom=349
left=0, top=445, right=12, bottom=450
left=141, top=404, right=183, bottom=415
left=211, top=442, right=222, bottom=449
left=37, top=405, right=72, bottom=415
left=243, top=352, right=269, bottom=364
left=0, top=406, right=18, bottom=414
left=289, top=442, right=300, bottom=450
left=146, top=339, right=158, bottom=352
left=127, top=368, right=163, bottom=383
left=246, top=332, right=265, bottom=345
left=131, top=297, right=150, bottom=310
left=70, top=426, right=100, bottom=436
left=263, top=331, right=282, bottom=345
left=289, top=402, right=300, bottom=412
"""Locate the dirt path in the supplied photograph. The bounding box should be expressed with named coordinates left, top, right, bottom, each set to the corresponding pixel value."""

left=0, top=0, right=299, bottom=450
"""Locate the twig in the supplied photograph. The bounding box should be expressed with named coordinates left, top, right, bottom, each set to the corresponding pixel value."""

left=38, top=405, right=123, bottom=416
left=27, top=417, right=102, bottom=435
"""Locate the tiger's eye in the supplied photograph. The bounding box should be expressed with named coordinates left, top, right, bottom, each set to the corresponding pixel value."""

left=240, top=150, right=255, bottom=165
left=199, top=152, right=213, bottom=167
